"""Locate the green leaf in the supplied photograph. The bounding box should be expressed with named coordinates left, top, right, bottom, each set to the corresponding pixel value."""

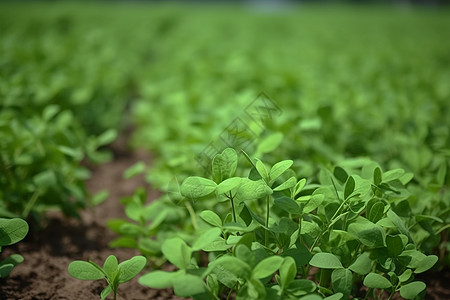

left=294, top=178, right=307, bottom=196
left=324, top=293, right=343, bottom=300
left=348, top=218, right=385, bottom=248
left=414, top=255, right=438, bottom=273
left=0, top=218, right=29, bottom=246
left=97, top=129, right=117, bottom=146
left=207, top=255, right=252, bottom=280
left=344, top=176, right=355, bottom=199
left=256, top=159, right=269, bottom=182
left=309, top=253, right=343, bottom=269
left=398, top=269, right=412, bottom=283
left=180, top=177, right=217, bottom=199
left=274, top=176, right=297, bottom=191
left=139, top=270, right=180, bottom=289
left=33, top=170, right=56, bottom=188
left=274, top=196, right=302, bottom=215
left=399, top=281, right=426, bottom=299
left=386, top=235, right=404, bottom=257
left=103, top=255, right=118, bottom=279
left=123, top=161, right=146, bottom=179
left=349, top=252, right=372, bottom=275
left=270, top=160, right=293, bottom=182
left=299, top=295, right=322, bottom=300
left=399, top=250, right=427, bottom=268
left=332, top=269, right=352, bottom=298
left=333, top=166, right=348, bottom=183
left=91, top=190, right=109, bottom=206
left=287, top=279, right=317, bottom=296
left=212, top=148, right=238, bottom=183
left=257, top=132, right=284, bottom=154
left=253, top=255, right=284, bottom=279
left=303, top=194, right=324, bottom=214
left=100, top=285, right=112, bottom=300
left=118, top=256, right=146, bottom=283
left=363, top=273, right=392, bottom=289
left=161, top=238, right=192, bottom=270
left=200, top=210, right=222, bottom=228
left=387, top=210, right=412, bottom=242
left=68, top=261, right=105, bottom=280
left=173, top=273, right=206, bottom=297
left=0, top=264, right=14, bottom=278
left=373, top=167, right=382, bottom=185
left=236, top=178, right=272, bottom=201
left=368, top=202, right=384, bottom=223
left=216, top=177, right=242, bottom=195
left=192, top=228, right=222, bottom=251
left=279, top=256, right=297, bottom=289
left=383, top=168, right=405, bottom=182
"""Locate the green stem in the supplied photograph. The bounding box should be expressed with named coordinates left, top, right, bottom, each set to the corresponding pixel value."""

left=363, top=288, right=372, bottom=300
left=265, top=195, right=270, bottom=247
left=228, top=192, right=237, bottom=223
left=185, top=201, right=198, bottom=230
left=23, top=189, right=40, bottom=218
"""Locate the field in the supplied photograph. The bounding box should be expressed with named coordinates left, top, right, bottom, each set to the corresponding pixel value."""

left=0, top=2, right=449, bottom=299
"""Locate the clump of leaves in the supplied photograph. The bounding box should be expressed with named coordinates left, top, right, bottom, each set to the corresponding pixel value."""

left=68, top=255, right=146, bottom=300
left=138, top=148, right=438, bottom=300
left=0, top=217, right=29, bottom=278
left=0, top=105, right=116, bottom=221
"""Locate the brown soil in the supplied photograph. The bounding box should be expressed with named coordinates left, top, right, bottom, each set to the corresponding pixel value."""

left=0, top=139, right=180, bottom=300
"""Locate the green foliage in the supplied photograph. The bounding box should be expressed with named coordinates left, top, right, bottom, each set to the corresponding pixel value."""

left=68, top=255, right=146, bottom=300
left=0, top=218, right=28, bottom=278
left=133, top=149, right=439, bottom=299
left=0, top=105, right=115, bottom=220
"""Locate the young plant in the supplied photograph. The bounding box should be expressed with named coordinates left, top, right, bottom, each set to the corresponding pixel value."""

left=68, top=255, right=146, bottom=300
left=138, top=148, right=438, bottom=300
left=0, top=217, right=29, bottom=278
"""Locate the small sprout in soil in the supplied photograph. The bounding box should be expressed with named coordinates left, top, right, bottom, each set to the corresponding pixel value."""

left=68, top=255, right=146, bottom=300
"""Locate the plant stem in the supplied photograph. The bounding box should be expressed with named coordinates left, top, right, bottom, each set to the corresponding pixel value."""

left=185, top=201, right=198, bottom=230
left=228, top=192, right=237, bottom=223
left=23, top=189, right=40, bottom=218
left=265, top=195, right=270, bottom=247
left=363, top=288, right=372, bottom=300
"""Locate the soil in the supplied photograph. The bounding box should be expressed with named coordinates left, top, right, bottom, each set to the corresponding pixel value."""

left=0, top=137, right=449, bottom=300
left=0, top=139, right=180, bottom=300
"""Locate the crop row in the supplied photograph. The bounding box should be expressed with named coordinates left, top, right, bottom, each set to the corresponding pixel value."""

left=0, top=2, right=449, bottom=299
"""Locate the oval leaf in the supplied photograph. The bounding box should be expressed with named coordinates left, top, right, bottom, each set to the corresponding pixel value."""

left=118, top=256, right=147, bottom=283
left=180, top=177, right=217, bottom=199
left=363, top=273, right=392, bottom=289
left=344, top=176, right=355, bottom=199
left=68, top=261, right=105, bottom=280
left=399, top=281, right=426, bottom=299
left=0, top=218, right=29, bottom=246
left=200, top=210, right=222, bottom=228
left=270, top=160, right=293, bottom=182
left=309, top=253, right=343, bottom=269
left=192, top=228, right=222, bottom=251
left=253, top=256, right=284, bottom=279
left=216, top=177, right=242, bottom=195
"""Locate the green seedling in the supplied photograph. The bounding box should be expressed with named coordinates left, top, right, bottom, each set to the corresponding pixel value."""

left=137, top=148, right=439, bottom=299
left=0, top=218, right=29, bottom=278
left=68, top=255, right=146, bottom=300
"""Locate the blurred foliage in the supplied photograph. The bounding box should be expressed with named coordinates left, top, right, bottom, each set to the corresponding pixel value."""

left=0, top=1, right=448, bottom=265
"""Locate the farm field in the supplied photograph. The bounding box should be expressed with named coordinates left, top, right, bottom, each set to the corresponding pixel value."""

left=0, top=2, right=449, bottom=299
